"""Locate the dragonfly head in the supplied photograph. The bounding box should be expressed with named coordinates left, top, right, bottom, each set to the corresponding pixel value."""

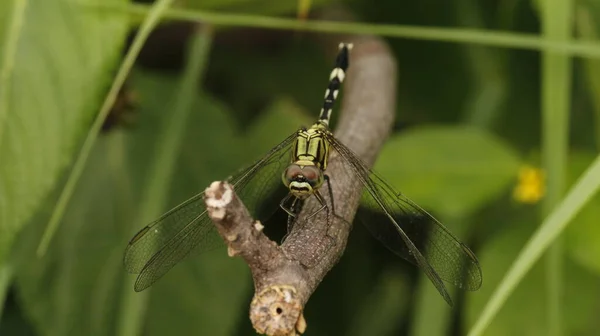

left=282, top=163, right=324, bottom=199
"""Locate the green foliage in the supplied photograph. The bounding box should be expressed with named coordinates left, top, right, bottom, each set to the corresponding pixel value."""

left=2, top=0, right=600, bottom=336
left=0, top=0, right=129, bottom=264
left=5, top=52, right=316, bottom=333
left=467, top=217, right=600, bottom=336
left=346, top=268, right=410, bottom=336
left=9, top=69, right=312, bottom=336
left=374, top=125, right=521, bottom=218
left=469, top=154, right=600, bottom=336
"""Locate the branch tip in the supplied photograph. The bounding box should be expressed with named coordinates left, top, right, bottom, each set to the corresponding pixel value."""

left=250, top=285, right=304, bottom=336
left=204, top=181, right=233, bottom=211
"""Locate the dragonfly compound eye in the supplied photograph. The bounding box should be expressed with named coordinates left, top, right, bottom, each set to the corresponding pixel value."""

left=281, top=164, right=324, bottom=198
left=282, top=165, right=304, bottom=187
left=300, top=165, right=324, bottom=188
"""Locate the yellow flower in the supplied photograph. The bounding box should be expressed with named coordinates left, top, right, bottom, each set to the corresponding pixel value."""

left=513, top=165, right=545, bottom=204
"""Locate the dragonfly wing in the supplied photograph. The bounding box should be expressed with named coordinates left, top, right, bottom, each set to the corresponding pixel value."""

left=123, top=191, right=210, bottom=275
left=132, top=213, right=215, bottom=291
left=325, top=133, right=482, bottom=305
left=124, top=132, right=297, bottom=291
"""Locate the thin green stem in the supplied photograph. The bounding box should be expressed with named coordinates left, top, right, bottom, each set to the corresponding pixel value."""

left=116, top=25, right=214, bottom=336
left=36, top=0, right=176, bottom=257
left=0, top=0, right=27, bottom=149
left=0, top=263, right=13, bottom=321
left=467, top=154, right=600, bottom=336
left=576, top=6, right=600, bottom=150
left=458, top=0, right=507, bottom=129
left=541, top=1, right=573, bottom=335
left=83, top=2, right=600, bottom=58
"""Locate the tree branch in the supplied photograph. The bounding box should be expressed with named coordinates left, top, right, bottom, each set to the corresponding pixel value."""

left=204, top=37, right=396, bottom=336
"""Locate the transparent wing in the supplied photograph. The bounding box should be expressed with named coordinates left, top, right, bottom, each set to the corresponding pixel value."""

left=325, top=133, right=482, bottom=306
left=124, top=132, right=296, bottom=291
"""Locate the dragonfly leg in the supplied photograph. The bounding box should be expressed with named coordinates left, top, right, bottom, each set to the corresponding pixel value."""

left=325, top=174, right=336, bottom=214
left=282, top=197, right=303, bottom=241
left=279, top=193, right=298, bottom=218
left=283, top=191, right=327, bottom=244
left=307, top=191, right=327, bottom=220
left=284, top=177, right=350, bottom=268
left=295, top=176, right=344, bottom=268
left=324, top=174, right=350, bottom=227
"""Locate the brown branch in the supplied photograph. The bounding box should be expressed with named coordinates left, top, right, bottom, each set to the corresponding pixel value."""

left=204, top=37, right=396, bottom=336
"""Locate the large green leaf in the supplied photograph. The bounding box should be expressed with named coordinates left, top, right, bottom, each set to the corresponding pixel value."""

left=373, top=125, right=521, bottom=218
left=0, top=0, right=129, bottom=262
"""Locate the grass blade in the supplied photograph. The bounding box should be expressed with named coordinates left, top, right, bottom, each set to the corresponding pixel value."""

left=576, top=6, right=600, bottom=149
left=0, top=263, right=12, bottom=321
left=540, top=0, right=573, bottom=335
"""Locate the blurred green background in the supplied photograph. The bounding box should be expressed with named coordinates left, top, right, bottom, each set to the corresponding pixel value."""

left=1, top=0, right=600, bottom=335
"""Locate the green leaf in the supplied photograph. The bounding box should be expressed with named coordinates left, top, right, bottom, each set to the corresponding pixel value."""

left=0, top=0, right=129, bottom=262
left=373, top=125, right=521, bottom=218
left=565, top=151, right=600, bottom=275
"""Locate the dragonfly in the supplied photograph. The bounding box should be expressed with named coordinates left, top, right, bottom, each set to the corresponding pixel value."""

left=124, top=43, right=482, bottom=306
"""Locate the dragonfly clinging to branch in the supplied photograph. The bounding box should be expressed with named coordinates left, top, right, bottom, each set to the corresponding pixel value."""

left=124, top=43, right=482, bottom=306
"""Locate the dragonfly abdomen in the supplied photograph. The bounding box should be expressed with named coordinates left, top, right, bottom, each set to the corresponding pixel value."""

left=318, top=43, right=352, bottom=126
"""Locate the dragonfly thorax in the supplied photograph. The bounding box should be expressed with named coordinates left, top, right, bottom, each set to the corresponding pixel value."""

left=292, top=124, right=330, bottom=170
left=282, top=163, right=325, bottom=199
